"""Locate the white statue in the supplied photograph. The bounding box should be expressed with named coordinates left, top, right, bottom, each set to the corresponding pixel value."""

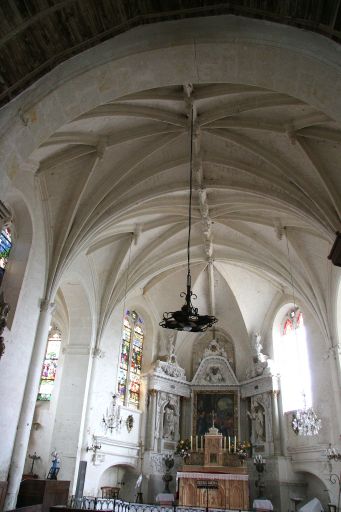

left=248, top=403, right=265, bottom=442
left=255, top=408, right=265, bottom=441
left=163, top=406, right=175, bottom=439
left=246, top=333, right=274, bottom=379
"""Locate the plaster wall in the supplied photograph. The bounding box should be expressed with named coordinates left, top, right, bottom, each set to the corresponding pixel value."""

left=0, top=208, right=47, bottom=480
left=51, top=349, right=91, bottom=484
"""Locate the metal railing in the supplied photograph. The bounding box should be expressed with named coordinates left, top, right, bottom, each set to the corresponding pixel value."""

left=69, top=496, right=252, bottom=512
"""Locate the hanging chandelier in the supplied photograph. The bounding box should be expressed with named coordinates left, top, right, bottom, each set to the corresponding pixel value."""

left=160, top=96, right=217, bottom=332
left=102, top=394, right=122, bottom=433
left=291, top=400, right=322, bottom=436
left=284, top=228, right=322, bottom=436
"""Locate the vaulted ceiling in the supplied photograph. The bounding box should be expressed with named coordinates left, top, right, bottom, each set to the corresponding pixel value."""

left=30, top=81, right=339, bottom=352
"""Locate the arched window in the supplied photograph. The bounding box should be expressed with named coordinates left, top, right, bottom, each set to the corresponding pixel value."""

left=118, top=310, right=144, bottom=409
left=37, top=327, right=62, bottom=401
left=274, top=308, right=311, bottom=412
left=0, top=226, right=12, bottom=286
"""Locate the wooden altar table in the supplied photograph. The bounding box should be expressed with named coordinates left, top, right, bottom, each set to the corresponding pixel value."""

left=177, top=466, right=249, bottom=510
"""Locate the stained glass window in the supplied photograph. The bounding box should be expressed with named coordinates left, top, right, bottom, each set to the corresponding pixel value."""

left=274, top=308, right=311, bottom=412
left=37, top=328, right=62, bottom=401
left=0, top=226, right=12, bottom=285
left=118, top=310, right=144, bottom=409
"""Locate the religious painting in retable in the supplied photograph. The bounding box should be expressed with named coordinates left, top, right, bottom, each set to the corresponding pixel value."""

left=193, top=391, right=238, bottom=437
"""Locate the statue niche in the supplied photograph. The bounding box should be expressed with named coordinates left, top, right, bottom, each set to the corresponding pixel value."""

left=247, top=401, right=265, bottom=444
left=163, top=405, right=176, bottom=440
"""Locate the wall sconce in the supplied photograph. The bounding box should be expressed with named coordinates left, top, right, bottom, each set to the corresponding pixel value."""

left=326, top=444, right=341, bottom=461
left=86, top=436, right=102, bottom=453
left=102, top=394, right=122, bottom=433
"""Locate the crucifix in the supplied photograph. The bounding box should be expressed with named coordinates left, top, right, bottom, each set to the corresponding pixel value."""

left=28, top=452, right=41, bottom=475
left=211, top=410, right=216, bottom=428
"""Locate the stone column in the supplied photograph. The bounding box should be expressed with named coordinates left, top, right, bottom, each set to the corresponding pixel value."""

left=272, top=390, right=281, bottom=455
left=5, top=300, right=54, bottom=510
left=146, top=390, right=157, bottom=451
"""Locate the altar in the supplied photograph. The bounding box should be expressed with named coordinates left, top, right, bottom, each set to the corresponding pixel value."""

left=177, top=425, right=249, bottom=510
left=177, top=466, right=249, bottom=510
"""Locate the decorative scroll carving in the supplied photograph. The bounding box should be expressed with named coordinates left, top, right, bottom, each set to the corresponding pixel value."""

left=154, top=358, right=186, bottom=379
left=203, top=340, right=228, bottom=359
left=150, top=453, right=163, bottom=473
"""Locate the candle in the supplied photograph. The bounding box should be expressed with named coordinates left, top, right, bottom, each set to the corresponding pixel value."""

left=190, top=435, right=192, bottom=449
left=234, top=435, right=237, bottom=452
left=196, top=435, right=198, bottom=451
left=224, top=436, right=226, bottom=451
left=228, top=436, right=231, bottom=453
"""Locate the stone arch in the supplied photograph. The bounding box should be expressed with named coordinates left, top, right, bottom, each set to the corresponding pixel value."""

left=1, top=192, right=33, bottom=328
left=45, top=276, right=94, bottom=486
left=96, top=463, right=137, bottom=502
left=2, top=18, right=341, bottom=222
left=289, top=470, right=331, bottom=511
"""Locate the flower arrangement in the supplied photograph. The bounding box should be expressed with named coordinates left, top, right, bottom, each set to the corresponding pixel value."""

left=175, top=439, right=191, bottom=459
left=235, top=440, right=251, bottom=459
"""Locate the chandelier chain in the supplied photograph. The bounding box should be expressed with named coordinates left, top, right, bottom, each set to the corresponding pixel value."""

left=284, top=227, right=297, bottom=310
left=187, top=104, right=194, bottom=284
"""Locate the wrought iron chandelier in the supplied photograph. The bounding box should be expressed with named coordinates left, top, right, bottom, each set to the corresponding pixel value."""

left=160, top=98, right=217, bottom=332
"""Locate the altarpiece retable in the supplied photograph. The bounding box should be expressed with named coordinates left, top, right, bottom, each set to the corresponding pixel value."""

left=143, top=334, right=279, bottom=507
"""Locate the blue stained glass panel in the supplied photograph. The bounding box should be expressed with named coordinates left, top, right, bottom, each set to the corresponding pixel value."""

left=0, top=227, right=12, bottom=282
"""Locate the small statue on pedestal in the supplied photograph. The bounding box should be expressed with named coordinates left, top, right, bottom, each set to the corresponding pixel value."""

left=47, top=450, right=60, bottom=479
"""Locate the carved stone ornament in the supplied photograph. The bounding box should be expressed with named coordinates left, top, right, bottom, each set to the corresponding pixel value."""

left=192, top=355, right=238, bottom=386
left=154, top=357, right=186, bottom=380
left=0, top=291, right=10, bottom=359
left=245, top=333, right=275, bottom=379
left=150, top=453, right=164, bottom=473
left=203, top=339, right=228, bottom=359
